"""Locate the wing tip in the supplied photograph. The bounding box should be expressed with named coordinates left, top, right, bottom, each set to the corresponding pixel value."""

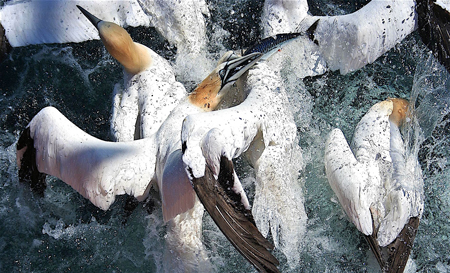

left=366, top=217, right=420, bottom=273
left=189, top=155, right=280, bottom=272
left=0, top=21, right=12, bottom=63
left=16, top=127, right=47, bottom=196
left=417, top=0, right=450, bottom=73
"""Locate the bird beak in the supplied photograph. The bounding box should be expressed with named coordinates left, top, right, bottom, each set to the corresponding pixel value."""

left=218, top=52, right=263, bottom=92
left=76, top=5, right=101, bottom=29
left=189, top=52, right=263, bottom=110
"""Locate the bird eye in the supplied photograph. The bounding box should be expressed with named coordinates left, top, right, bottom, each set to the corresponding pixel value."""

left=219, top=69, right=226, bottom=80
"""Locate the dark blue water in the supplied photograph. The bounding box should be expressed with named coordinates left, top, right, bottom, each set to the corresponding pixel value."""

left=1, top=0, right=450, bottom=272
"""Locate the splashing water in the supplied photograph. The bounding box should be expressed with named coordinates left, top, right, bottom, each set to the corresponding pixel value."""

left=1, top=1, right=450, bottom=272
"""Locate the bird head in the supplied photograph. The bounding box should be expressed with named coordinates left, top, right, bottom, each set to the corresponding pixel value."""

left=189, top=51, right=262, bottom=111
left=77, top=5, right=152, bottom=75
left=388, top=98, right=409, bottom=127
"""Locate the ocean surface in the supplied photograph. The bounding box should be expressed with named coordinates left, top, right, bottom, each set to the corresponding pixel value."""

left=1, top=0, right=450, bottom=272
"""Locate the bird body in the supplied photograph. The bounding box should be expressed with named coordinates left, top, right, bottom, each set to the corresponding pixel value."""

left=263, top=0, right=418, bottom=74
left=111, top=46, right=186, bottom=141
left=325, top=98, right=424, bottom=272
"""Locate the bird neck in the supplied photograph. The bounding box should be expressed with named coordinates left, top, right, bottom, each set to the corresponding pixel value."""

left=188, top=71, right=222, bottom=111
left=99, top=21, right=152, bottom=75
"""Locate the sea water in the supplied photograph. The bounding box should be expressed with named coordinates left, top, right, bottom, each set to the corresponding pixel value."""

left=1, top=0, right=450, bottom=272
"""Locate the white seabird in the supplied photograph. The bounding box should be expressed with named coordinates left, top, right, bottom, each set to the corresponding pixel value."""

left=16, top=6, right=307, bottom=272
left=0, top=0, right=210, bottom=78
left=262, top=0, right=450, bottom=76
left=324, top=98, right=424, bottom=273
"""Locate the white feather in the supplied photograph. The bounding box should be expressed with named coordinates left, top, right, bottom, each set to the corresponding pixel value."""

left=325, top=100, right=424, bottom=246
left=25, top=106, right=156, bottom=210
left=262, top=0, right=418, bottom=75
left=0, top=0, right=149, bottom=47
left=111, top=48, right=186, bottom=141
left=182, top=62, right=306, bottom=267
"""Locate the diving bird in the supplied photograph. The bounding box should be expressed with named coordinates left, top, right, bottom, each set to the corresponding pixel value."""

left=263, top=0, right=450, bottom=76
left=16, top=6, right=306, bottom=272
left=2, top=0, right=449, bottom=79
left=0, top=0, right=210, bottom=81
left=324, top=98, right=424, bottom=273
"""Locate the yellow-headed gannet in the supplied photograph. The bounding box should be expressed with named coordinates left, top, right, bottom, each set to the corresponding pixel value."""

left=0, top=0, right=209, bottom=73
left=76, top=5, right=185, bottom=142
left=16, top=6, right=309, bottom=272
left=324, top=98, right=423, bottom=273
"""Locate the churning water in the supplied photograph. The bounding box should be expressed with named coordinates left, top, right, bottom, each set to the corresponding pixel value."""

left=0, top=0, right=449, bottom=272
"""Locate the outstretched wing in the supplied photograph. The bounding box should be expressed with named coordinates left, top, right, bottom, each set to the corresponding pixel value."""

left=0, top=0, right=149, bottom=47
left=324, top=128, right=374, bottom=236
left=303, top=0, right=417, bottom=74
left=16, top=106, right=156, bottom=210
left=417, top=0, right=450, bottom=73
left=188, top=155, right=280, bottom=273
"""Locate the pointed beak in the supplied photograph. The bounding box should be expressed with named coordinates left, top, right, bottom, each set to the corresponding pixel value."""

left=77, top=5, right=102, bottom=29
left=218, top=52, right=263, bottom=92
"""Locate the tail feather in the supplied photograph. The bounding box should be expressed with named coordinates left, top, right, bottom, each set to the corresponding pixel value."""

left=16, top=127, right=47, bottom=196
left=366, top=217, right=420, bottom=273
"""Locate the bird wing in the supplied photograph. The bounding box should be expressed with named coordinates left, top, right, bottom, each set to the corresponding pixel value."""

left=161, top=149, right=197, bottom=222
left=326, top=100, right=424, bottom=273
left=16, top=106, right=156, bottom=210
left=181, top=62, right=298, bottom=272
left=0, top=0, right=149, bottom=47
left=324, top=128, right=374, bottom=236
left=188, top=155, right=280, bottom=273
left=365, top=216, right=420, bottom=273
left=417, top=0, right=450, bottom=74
left=301, top=0, right=417, bottom=74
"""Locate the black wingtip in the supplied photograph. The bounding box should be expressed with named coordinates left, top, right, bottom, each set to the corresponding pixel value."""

left=77, top=5, right=102, bottom=29
left=306, top=19, right=320, bottom=45
left=0, top=22, right=12, bottom=63
left=191, top=155, right=279, bottom=273
left=366, top=217, right=420, bottom=273
left=417, top=0, right=450, bottom=73
left=17, top=127, right=47, bottom=196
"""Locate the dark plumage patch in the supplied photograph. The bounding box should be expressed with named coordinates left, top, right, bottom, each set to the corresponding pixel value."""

left=190, top=155, right=280, bottom=273
left=366, top=217, right=420, bottom=273
left=16, top=127, right=47, bottom=196
left=417, top=0, right=450, bottom=73
left=0, top=22, right=12, bottom=63
left=307, top=19, right=320, bottom=45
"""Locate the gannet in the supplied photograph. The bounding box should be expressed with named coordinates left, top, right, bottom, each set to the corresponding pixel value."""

left=0, top=0, right=209, bottom=74
left=263, top=0, right=450, bottom=75
left=324, top=98, right=424, bottom=273
left=16, top=6, right=308, bottom=272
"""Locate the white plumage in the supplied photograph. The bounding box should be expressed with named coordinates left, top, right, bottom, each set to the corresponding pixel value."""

left=324, top=98, right=424, bottom=271
left=15, top=6, right=307, bottom=270
left=0, top=0, right=150, bottom=47
left=263, top=0, right=418, bottom=75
